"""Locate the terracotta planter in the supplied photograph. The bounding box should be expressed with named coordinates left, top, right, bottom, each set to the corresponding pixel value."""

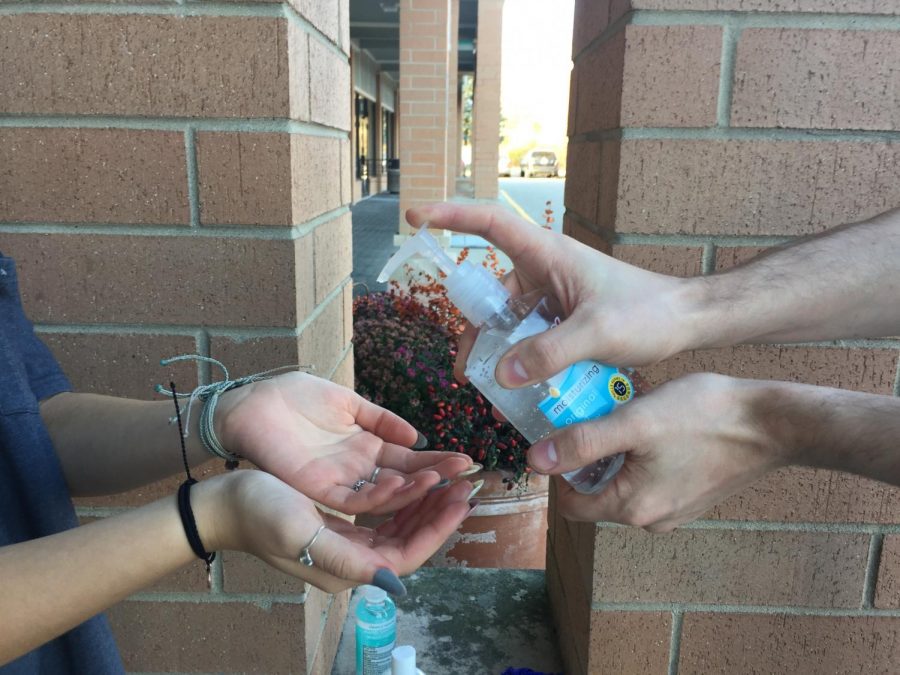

left=425, top=471, right=549, bottom=569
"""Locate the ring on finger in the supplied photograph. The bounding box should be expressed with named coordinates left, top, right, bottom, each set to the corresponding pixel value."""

left=298, top=524, right=327, bottom=567
left=369, top=467, right=381, bottom=484
left=351, top=479, right=367, bottom=492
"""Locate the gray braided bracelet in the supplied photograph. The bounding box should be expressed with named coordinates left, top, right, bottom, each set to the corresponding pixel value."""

left=156, top=354, right=304, bottom=467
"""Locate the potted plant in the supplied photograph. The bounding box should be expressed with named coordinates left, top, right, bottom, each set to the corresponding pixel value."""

left=353, top=245, right=550, bottom=569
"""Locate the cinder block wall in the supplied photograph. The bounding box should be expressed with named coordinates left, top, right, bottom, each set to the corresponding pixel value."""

left=1, top=3, right=353, bottom=673
left=551, top=2, right=900, bottom=673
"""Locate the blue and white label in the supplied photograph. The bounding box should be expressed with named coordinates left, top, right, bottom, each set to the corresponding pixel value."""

left=538, top=362, right=633, bottom=429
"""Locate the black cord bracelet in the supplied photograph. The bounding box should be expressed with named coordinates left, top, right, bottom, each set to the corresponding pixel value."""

left=170, top=382, right=216, bottom=586
left=177, top=478, right=216, bottom=567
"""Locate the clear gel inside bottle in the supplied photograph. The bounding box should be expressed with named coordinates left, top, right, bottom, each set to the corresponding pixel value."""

left=378, top=226, right=633, bottom=495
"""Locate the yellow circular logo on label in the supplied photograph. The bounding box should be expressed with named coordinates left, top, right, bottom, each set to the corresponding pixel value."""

left=609, top=375, right=633, bottom=403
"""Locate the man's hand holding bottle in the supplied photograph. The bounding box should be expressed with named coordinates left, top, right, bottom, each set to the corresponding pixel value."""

left=407, top=202, right=900, bottom=532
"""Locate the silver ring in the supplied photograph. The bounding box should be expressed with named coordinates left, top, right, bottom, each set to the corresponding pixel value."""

left=299, top=524, right=327, bottom=567
left=369, top=467, right=381, bottom=484
left=351, top=479, right=367, bottom=492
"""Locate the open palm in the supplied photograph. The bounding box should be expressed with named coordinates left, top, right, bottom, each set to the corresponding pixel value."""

left=216, top=371, right=472, bottom=514
left=222, top=470, right=475, bottom=594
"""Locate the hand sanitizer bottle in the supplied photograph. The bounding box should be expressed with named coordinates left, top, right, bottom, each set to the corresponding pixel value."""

left=356, top=585, right=396, bottom=675
left=377, top=225, right=634, bottom=495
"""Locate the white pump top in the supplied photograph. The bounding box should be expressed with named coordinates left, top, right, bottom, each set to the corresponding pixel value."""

left=391, top=645, right=421, bottom=675
left=376, top=225, right=510, bottom=327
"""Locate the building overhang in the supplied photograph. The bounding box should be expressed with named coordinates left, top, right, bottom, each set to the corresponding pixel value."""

left=349, top=0, right=478, bottom=81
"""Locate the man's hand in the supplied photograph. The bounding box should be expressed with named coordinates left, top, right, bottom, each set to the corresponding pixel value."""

left=406, top=203, right=697, bottom=386
left=528, top=372, right=900, bottom=531
left=215, top=371, right=473, bottom=515
left=528, top=374, right=790, bottom=531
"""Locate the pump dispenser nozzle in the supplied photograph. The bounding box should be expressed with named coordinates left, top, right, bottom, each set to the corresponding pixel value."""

left=377, top=225, right=510, bottom=327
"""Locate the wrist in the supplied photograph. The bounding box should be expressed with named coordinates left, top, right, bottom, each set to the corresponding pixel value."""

left=212, top=385, right=254, bottom=461
left=189, top=473, right=240, bottom=554
left=741, top=379, right=813, bottom=469
left=663, top=276, right=723, bottom=355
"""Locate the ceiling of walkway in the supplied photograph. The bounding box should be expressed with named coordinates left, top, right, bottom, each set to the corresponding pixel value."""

left=349, top=0, right=478, bottom=81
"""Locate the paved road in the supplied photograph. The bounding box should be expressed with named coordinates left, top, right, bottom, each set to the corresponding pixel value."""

left=499, top=176, right=565, bottom=232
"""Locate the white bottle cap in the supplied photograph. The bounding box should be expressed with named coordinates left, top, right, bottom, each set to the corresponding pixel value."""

left=391, top=645, right=417, bottom=675
left=363, top=585, right=387, bottom=604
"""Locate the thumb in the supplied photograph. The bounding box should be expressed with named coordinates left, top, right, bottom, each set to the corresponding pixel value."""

left=495, top=305, right=604, bottom=387
left=302, top=525, right=408, bottom=596
left=528, top=409, right=632, bottom=476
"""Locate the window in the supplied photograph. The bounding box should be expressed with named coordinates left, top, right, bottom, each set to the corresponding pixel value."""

left=382, top=109, right=395, bottom=165
left=355, top=93, right=374, bottom=180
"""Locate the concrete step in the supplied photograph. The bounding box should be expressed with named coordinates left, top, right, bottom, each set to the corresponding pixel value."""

left=331, top=568, right=563, bottom=675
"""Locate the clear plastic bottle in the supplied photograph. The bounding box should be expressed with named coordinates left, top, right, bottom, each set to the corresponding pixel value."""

left=378, top=225, right=634, bottom=495
left=355, top=585, right=397, bottom=675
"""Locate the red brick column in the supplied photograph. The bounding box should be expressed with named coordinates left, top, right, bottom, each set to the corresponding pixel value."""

left=471, top=0, right=503, bottom=200
left=1, top=4, right=353, bottom=673
left=399, top=0, right=452, bottom=233
left=552, top=2, right=900, bottom=673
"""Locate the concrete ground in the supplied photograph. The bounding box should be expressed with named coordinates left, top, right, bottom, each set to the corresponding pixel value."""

left=351, top=192, right=403, bottom=295
left=331, top=568, right=563, bottom=675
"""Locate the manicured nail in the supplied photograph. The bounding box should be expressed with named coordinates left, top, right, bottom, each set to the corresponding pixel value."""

left=372, top=568, right=407, bottom=597
left=497, top=355, right=529, bottom=386
left=466, top=499, right=481, bottom=515
left=428, top=478, right=451, bottom=493
left=412, top=432, right=428, bottom=450
left=395, top=480, right=417, bottom=493
left=456, top=463, right=483, bottom=478
left=529, top=440, right=558, bottom=473
left=467, top=479, right=485, bottom=501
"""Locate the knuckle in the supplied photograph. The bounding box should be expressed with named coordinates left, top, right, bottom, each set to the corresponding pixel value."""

left=318, top=549, right=356, bottom=583
left=563, top=423, right=601, bottom=465
left=524, top=335, right=565, bottom=376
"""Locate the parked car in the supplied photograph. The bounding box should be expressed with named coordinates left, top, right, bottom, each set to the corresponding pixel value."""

left=520, top=149, right=559, bottom=178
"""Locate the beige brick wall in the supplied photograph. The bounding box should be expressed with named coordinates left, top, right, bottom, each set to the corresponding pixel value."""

left=398, top=0, right=451, bottom=231
left=555, top=2, right=900, bottom=673
left=472, top=0, right=503, bottom=199
left=1, top=3, right=353, bottom=673
left=447, top=0, right=461, bottom=195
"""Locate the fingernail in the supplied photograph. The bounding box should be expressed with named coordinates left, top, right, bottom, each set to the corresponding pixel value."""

left=529, top=440, right=558, bottom=473
left=466, top=499, right=481, bottom=515
left=456, top=463, right=483, bottom=478
left=467, top=479, right=485, bottom=501
left=372, top=568, right=407, bottom=597
left=497, top=356, right=529, bottom=386
left=428, top=478, right=451, bottom=493
left=396, top=480, right=417, bottom=493
left=412, top=432, right=428, bottom=450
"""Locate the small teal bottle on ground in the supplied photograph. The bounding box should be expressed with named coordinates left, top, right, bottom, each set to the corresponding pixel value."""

left=356, top=585, right=397, bottom=675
